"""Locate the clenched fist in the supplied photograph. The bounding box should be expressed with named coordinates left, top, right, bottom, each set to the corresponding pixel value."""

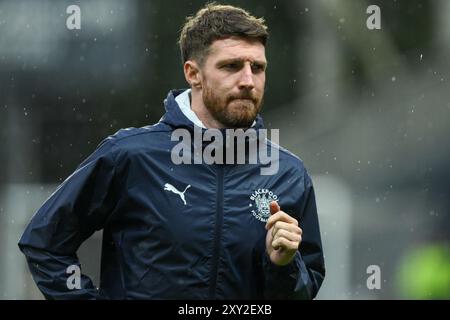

left=265, top=201, right=302, bottom=266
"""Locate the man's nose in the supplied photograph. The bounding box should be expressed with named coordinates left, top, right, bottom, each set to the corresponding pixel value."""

left=238, top=65, right=255, bottom=90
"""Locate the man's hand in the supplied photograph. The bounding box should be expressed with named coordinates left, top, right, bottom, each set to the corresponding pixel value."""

left=265, top=201, right=302, bottom=266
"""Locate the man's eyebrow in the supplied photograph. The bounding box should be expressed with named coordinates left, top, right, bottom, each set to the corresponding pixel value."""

left=216, top=58, right=267, bottom=67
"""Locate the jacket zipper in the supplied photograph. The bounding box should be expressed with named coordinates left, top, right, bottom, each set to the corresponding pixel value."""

left=209, top=165, right=224, bottom=299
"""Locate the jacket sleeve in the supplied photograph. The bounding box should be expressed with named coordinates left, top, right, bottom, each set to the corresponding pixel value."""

left=18, top=138, right=119, bottom=299
left=262, top=171, right=326, bottom=299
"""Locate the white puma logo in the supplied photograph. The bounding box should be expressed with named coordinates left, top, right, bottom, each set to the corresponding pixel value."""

left=163, top=183, right=191, bottom=205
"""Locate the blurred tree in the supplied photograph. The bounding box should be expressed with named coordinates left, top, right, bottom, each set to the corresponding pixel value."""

left=396, top=243, right=450, bottom=299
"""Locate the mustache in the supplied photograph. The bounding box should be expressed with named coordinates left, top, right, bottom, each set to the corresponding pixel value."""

left=227, top=92, right=258, bottom=103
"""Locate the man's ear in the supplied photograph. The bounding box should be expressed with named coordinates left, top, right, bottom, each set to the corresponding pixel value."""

left=184, top=60, right=202, bottom=89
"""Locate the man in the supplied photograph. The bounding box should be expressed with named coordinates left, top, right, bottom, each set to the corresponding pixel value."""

left=19, top=3, right=325, bottom=299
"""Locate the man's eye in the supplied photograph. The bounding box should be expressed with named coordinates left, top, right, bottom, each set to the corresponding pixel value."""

left=223, top=63, right=239, bottom=69
left=251, top=64, right=264, bottom=72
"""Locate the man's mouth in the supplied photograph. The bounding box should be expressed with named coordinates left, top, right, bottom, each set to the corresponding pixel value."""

left=231, top=98, right=254, bottom=103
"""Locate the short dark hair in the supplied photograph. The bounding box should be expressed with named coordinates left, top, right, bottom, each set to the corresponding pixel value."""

left=178, top=3, right=269, bottom=65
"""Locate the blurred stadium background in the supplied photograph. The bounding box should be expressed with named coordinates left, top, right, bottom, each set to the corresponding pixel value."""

left=0, top=0, right=449, bottom=299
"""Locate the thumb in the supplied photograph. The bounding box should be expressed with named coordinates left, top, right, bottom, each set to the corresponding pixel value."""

left=269, top=201, right=280, bottom=215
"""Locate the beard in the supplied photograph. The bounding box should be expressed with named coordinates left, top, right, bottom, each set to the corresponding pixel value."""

left=202, top=82, right=263, bottom=129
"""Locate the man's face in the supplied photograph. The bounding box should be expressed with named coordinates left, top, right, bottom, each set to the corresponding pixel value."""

left=198, top=37, right=267, bottom=128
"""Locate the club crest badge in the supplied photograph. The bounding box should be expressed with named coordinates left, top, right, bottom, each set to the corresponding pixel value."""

left=249, top=189, right=279, bottom=222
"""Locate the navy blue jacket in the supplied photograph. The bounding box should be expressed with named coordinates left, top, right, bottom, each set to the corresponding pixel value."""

left=18, top=89, right=325, bottom=299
